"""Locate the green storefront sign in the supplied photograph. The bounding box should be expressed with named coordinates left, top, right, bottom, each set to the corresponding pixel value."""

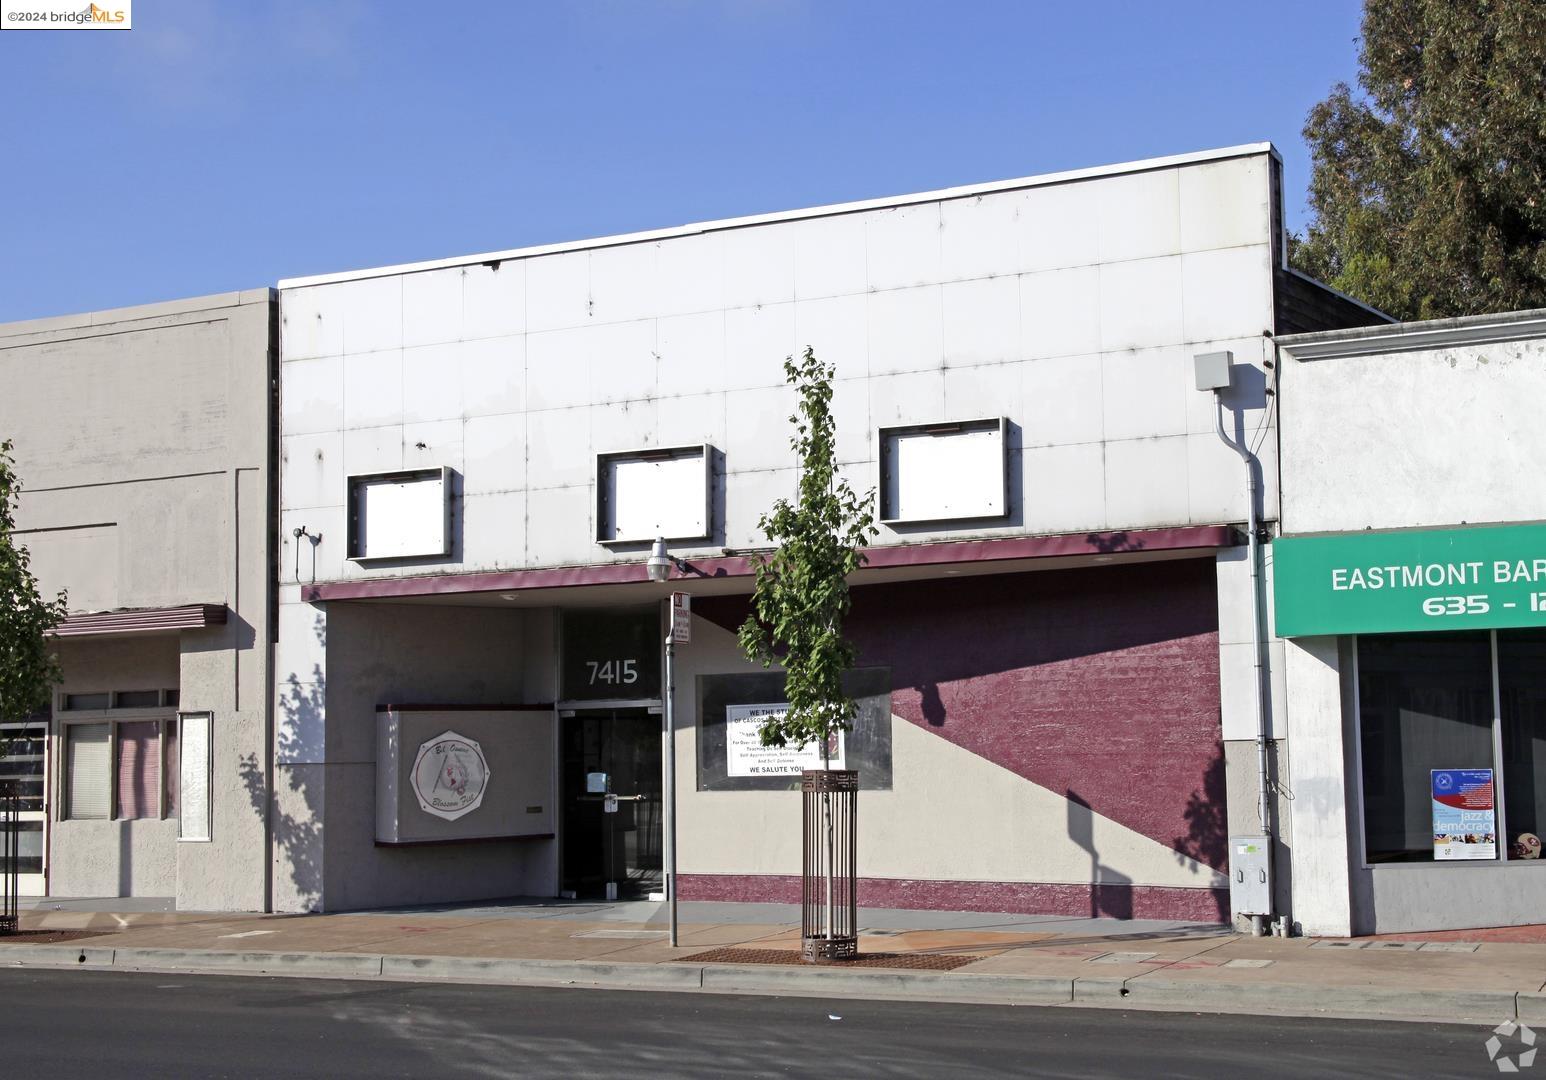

left=1274, top=523, right=1546, bottom=637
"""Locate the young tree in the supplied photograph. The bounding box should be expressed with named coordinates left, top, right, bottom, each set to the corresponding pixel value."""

left=0, top=439, right=66, bottom=757
left=1292, top=0, right=1546, bottom=320
left=738, top=348, right=877, bottom=761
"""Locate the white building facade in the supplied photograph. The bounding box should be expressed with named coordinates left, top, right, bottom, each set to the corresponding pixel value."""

left=1277, top=310, right=1546, bottom=935
left=272, top=143, right=1383, bottom=921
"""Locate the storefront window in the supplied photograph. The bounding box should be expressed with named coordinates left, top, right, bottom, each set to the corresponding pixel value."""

left=1500, top=630, right=1546, bottom=860
left=1358, top=632, right=1494, bottom=863
left=1358, top=629, right=1546, bottom=864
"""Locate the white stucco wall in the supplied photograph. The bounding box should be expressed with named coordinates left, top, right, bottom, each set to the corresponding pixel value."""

left=1280, top=318, right=1546, bottom=535
left=277, top=148, right=1280, bottom=588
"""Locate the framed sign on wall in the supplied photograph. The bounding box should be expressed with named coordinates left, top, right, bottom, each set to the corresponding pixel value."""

left=696, top=668, right=892, bottom=791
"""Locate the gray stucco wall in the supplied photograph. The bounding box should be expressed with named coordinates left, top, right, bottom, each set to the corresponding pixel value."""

left=0, top=291, right=275, bottom=908
left=48, top=636, right=180, bottom=897
left=273, top=601, right=555, bottom=912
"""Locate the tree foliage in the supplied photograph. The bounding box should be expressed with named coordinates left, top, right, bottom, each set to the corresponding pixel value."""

left=1292, top=0, right=1546, bottom=320
left=0, top=439, right=66, bottom=742
left=738, top=349, right=876, bottom=758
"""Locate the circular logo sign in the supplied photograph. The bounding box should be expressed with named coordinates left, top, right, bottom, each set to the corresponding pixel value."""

left=410, top=731, right=490, bottom=821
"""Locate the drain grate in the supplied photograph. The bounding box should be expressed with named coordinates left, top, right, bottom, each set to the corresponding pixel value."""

left=676, top=947, right=978, bottom=971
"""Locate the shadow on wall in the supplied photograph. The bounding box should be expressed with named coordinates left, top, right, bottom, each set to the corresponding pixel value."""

left=240, top=615, right=325, bottom=912
left=1170, top=746, right=1230, bottom=922
left=1066, top=789, right=1133, bottom=920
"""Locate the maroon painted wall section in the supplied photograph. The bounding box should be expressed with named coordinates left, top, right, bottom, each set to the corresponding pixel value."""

left=678, top=873, right=1226, bottom=923
left=695, top=559, right=1227, bottom=884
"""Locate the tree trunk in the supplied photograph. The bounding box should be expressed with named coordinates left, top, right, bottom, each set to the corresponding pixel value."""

left=821, top=729, right=833, bottom=944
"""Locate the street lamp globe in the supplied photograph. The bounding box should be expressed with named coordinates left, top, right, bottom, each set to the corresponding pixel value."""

left=645, top=537, right=674, bottom=583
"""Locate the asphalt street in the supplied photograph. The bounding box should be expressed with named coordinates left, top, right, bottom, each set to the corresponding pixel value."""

left=0, top=968, right=1510, bottom=1078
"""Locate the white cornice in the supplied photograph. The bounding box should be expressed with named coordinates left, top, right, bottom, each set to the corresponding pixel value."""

left=1278, top=308, right=1546, bottom=360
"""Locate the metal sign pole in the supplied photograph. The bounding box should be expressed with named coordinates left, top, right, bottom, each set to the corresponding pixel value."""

left=664, top=632, right=678, bottom=947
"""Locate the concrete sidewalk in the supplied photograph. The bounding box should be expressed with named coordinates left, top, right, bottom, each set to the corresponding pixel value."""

left=6, top=899, right=1543, bottom=1026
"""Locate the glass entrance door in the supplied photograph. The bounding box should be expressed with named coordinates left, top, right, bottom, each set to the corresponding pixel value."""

left=0, top=717, right=47, bottom=895
left=561, top=710, right=662, bottom=900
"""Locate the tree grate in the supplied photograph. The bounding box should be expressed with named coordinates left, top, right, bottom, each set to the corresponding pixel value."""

left=675, top=947, right=978, bottom=971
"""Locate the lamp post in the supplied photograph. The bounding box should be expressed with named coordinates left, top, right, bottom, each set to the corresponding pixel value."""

left=646, top=539, right=683, bottom=947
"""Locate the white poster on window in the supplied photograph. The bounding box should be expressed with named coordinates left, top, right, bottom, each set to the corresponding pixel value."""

left=725, top=703, right=845, bottom=777
left=179, top=712, right=211, bottom=842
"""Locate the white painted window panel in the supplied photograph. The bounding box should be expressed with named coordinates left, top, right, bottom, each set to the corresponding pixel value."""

left=883, top=423, right=1005, bottom=522
left=351, top=471, right=448, bottom=559
left=605, top=452, right=708, bottom=542
left=179, top=713, right=211, bottom=842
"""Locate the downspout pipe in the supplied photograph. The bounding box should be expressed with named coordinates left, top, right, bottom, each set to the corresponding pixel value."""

left=1214, top=387, right=1273, bottom=937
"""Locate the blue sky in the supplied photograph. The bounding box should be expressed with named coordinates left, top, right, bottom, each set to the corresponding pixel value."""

left=0, top=1, right=1364, bottom=323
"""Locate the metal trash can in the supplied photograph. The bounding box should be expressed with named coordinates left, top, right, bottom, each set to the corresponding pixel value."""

left=801, top=769, right=858, bottom=962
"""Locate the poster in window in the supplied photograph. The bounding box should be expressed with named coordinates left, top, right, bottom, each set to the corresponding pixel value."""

left=725, top=704, right=845, bottom=777
left=697, top=668, right=891, bottom=791
left=1431, top=769, right=1495, bottom=860
left=179, top=713, right=211, bottom=842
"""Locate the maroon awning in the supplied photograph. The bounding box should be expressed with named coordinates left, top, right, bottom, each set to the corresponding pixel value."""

left=50, top=604, right=228, bottom=638
left=302, top=525, right=1237, bottom=603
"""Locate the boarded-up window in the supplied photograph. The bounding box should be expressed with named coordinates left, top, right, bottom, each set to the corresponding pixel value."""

left=596, top=446, right=711, bottom=543
left=115, top=721, right=160, bottom=820
left=879, top=418, right=1008, bottom=523
left=178, top=713, right=211, bottom=842
left=348, top=468, right=451, bottom=560
left=67, top=724, right=111, bottom=820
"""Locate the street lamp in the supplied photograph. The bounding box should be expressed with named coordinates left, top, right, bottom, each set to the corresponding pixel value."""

left=644, top=537, right=686, bottom=946
left=646, top=537, right=679, bottom=583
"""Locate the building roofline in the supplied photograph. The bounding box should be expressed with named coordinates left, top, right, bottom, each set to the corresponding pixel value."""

left=1277, top=306, right=1546, bottom=360
left=278, top=142, right=1278, bottom=290
left=0, top=287, right=275, bottom=340
left=1279, top=265, right=1393, bottom=323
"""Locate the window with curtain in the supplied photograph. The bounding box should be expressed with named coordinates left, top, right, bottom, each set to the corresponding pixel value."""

left=164, top=719, right=179, bottom=818
left=115, top=721, right=160, bottom=819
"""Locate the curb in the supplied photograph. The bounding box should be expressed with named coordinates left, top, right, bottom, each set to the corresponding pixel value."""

left=382, top=955, right=703, bottom=991
left=0, top=944, right=1526, bottom=1022
left=1074, top=974, right=1520, bottom=1023
left=699, top=963, right=1075, bottom=1005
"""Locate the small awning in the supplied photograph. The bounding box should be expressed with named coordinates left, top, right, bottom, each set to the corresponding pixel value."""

left=50, top=604, right=228, bottom=638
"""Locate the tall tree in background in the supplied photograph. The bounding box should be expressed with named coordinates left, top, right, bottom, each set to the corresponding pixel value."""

left=1292, top=0, right=1546, bottom=320
left=0, top=439, right=65, bottom=747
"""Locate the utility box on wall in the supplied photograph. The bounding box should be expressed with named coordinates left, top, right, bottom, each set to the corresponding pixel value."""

left=376, top=706, right=556, bottom=844
left=1229, top=835, right=1273, bottom=916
